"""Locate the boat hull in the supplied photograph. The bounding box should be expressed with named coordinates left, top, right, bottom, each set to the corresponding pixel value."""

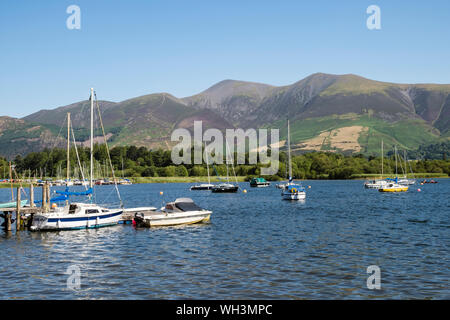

left=30, top=210, right=122, bottom=231
left=190, top=185, right=213, bottom=190
left=250, top=183, right=270, bottom=188
left=134, top=211, right=211, bottom=227
left=379, top=187, right=408, bottom=192
left=282, top=191, right=306, bottom=200
left=211, top=186, right=239, bottom=193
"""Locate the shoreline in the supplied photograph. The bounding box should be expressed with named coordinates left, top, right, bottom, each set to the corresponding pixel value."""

left=0, top=173, right=447, bottom=188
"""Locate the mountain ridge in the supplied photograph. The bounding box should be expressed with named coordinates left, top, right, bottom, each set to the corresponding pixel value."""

left=1, top=73, right=448, bottom=159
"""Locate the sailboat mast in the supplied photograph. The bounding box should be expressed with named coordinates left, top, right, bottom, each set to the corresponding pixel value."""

left=90, top=88, right=94, bottom=188
left=395, top=145, right=398, bottom=177
left=205, top=143, right=211, bottom=185
left=67, top=112, right=71, bottom=183
left=381, top=140, right=383, bottom=179
left=287, top=119, right=292, bottom=181
left=404, top=149, right=407, bottom=178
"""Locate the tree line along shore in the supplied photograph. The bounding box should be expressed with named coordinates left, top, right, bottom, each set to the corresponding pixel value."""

left=0, top=145, right=448, bottom=184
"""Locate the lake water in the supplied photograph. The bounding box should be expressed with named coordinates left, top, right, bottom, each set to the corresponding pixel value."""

left=0, top=180, right=448, bottom=299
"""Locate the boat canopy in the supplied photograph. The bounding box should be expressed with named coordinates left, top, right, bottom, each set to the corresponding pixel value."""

left=174, top=199, right=204, bottom=212
left=56, top=187, right=93, bottom=196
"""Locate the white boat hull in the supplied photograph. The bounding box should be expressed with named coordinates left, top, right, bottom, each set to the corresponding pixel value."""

left=282, top=191, right=306, bottom=200
left=30, top=210, right=122, bottom=231
left=137, top=210, right=211, bottom=227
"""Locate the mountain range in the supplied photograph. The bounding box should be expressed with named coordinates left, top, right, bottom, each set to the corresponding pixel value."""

left=1, top=73, right=449, bottom=159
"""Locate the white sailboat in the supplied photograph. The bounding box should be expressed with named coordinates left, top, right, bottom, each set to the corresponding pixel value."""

left=31, top=88, right=123, bottom=231
left=397, top=150, right=416, bottom=185
left=211, top=140, right=239, bottom=193
left=191, top=144, right=214, bottom=190
left=364, top=140, right=389, bottom=189
left=282, top=119, right=306, bottom=200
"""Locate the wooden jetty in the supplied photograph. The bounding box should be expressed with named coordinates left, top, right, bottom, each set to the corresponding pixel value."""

left=1, top=183, right=52, bottom=232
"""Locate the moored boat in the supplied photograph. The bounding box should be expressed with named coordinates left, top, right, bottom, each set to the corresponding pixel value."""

left=191, top=183, right=214, bottom=190
left=364, top=179, right=389, bottom=189
left=281, top=119, right=306, bottom=201
left=282, top=184, right=306, bottom=200
left=250, top=177, right=270, bottom=188
left=378, top=183, right=408, bottom=192
left=133, top=198, right=211, bottom=227
left=30, top=88, right=123, bottom=231
left=31, top=203, right=122, bottom=230
left=211, top=183, right=239, bottom=193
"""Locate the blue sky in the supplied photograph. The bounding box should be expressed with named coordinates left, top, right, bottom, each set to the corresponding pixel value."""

left=1, top=0, right=450, bottom=117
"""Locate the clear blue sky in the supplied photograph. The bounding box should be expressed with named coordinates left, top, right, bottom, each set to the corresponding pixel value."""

left=1, top=0, right=450, bottom=117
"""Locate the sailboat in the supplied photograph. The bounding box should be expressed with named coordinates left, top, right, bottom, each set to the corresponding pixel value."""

left=211, top=140, right=239, bottom=193
left=364, top=140, right=389, bottom=189
left=379, top=146, right=408, bottom=193
left=281, top=119, right=306, bottom=200
left=397, top=150, right=416, bottom=186
left=191, top=144, right=214, bottom=190
left=30, top=88, right=123, bottom=231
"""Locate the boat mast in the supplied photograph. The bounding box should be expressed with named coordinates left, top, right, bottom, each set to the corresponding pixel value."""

left=204, top=143, right=211, bottom=185
left=404, top=149, right=407, bottom=178
left=395, top=145, right=398, bottom=178
left=90, top=88, right=94, bottom=189
left=67, top=112, right=71, bottom=184
left=287, top=119, right=292, bottom=182
left=381, top=139, right=383, bottom=179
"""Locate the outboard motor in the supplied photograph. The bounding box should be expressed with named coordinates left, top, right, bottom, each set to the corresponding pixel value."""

left=133, top=212, right=145, bottom=227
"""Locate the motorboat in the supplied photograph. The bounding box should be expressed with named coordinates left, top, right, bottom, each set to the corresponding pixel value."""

left=30, top=202, right=123, bottom=231
left=133, top=198, right=211, bottom=227
left=282, top=184, right=306, bottom=200
left=250, top=177, right=270, bottom=188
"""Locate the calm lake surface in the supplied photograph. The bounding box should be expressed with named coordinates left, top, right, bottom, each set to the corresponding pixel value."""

left=0, top=180, right=449, bottom=299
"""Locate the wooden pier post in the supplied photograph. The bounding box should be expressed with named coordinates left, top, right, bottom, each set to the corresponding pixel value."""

left=16, top=187, right=21, bottom=231
left=5, top=213, right=11, bottom=232
left=42, top=183, right=47, bottom=213
left=46, top=183, right=51, bottom=210
left=30, top=183, right=35, bottom=208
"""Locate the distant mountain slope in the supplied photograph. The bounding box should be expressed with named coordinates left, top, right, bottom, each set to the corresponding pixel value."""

left=182, top=79, right=275, bottom=126
left=0, top=116, right=63, bottom=158
left=0, top=73, right=448, bottom=159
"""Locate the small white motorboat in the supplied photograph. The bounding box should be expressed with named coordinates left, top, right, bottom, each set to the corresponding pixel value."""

left=133, top=198, right=211, bottom=227
left=282, top=183, right=306, bottom=200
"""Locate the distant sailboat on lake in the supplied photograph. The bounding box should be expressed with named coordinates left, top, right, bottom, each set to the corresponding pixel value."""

left=281, top=119, right=306, bottom=200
